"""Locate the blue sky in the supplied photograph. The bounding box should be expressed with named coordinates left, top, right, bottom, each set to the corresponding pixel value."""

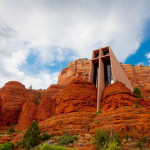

left=125, top=19, right=150, bottom=65
left=0, top=0, right=150, bottom=89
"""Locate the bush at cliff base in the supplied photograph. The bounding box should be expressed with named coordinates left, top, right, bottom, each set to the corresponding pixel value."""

left=93, top=129, right=122, bottom=150
left=40, top=143, right=77, bottom=150
left=41, top=132, right=52, bottom=141
left=0, top=142, right=14, bottom=150
left=58, top=133, right=78, bottom=145
left=133, top=87, right=143, bottom=98
left=22, top=120, right=41, bottom=150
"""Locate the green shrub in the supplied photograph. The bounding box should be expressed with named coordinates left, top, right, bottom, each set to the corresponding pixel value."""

left=37, top=92, right=41, bottom=98
left=136, top=142, right=142, bottom=148
left=0, top=142, right=14, bottom=150
left=133, top=87, right=143, bottom=98
left=96, top=121, right=100, bottom=124
left=34, top=97, right=39, bottom=105
left=96, top=110, right=102, bottom=115
left=58, top=133, right=78, bottom=145
left=93, top=129, right=122, bottom=150
left=125, top=133, right=129, bottom=140
left=102, top=140, right=121, bottom=150
left=15, top=141, right=23, bottom=149
left=93, top=129, right=108, bottom=149
left=34, top=92, right=41, bottom=105
left=41, top=132, right=52, bottom=141
left=22, top=120, right=41, bottom=150
left=40, top=143, right=69, bottom=150
left=8, top=126, right=15, bottom=134
left=123, top=106, right=128, bottom=109
left=40, top=143, right=52, bottom=150
left=134, top=101, right=139, bottom=108
left=141, top=136, right=148, bottom=144
left=6, top=122, right=10, bottom=126
left=85, top=73, right=89, bottom=77
left=71, top=148, right=77, bottom=150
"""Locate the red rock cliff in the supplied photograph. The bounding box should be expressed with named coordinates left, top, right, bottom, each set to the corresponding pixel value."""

left=55, top=78, right=97, bottom=115
left=0, top=81, right=27, bottom=126
left=58, top=59, right=90, bottom=85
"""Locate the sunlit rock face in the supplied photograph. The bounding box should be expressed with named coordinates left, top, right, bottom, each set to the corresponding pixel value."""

left=55, top=78, right=97, bottom=115
left=121, top=64, right=150, bottom=98
left=0, top=81, right=27, bottom=126
left=57, top=59, right=90, bottom=85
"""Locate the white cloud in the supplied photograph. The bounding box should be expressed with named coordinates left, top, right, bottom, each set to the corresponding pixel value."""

left=145, top=52, right=150, bottom=65
left=0, top=0, right=150, bottom=88
left=145, top=52, right=150, bottom=59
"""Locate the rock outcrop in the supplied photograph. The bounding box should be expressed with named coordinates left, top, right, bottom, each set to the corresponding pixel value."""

left=39, top=112, right=95, bottom=136
left=0, top=81, right=27, bottom=126
left=89, top=82, right=150, bottom=140
left=55, top=78, right=97, bottom=115
left=17, top=85, right=64, bottom=130
left=57, top=59, right=90, bottom=85
left=0, top=82, right=64, bottom=130
left=121, top=64, right=150, bottom=98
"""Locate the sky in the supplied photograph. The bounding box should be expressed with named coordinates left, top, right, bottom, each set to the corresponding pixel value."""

left=0, top=0, right=150, bottom=89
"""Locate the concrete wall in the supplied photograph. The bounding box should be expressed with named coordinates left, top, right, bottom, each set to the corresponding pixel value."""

left=109, top=48, right=133, bottom=92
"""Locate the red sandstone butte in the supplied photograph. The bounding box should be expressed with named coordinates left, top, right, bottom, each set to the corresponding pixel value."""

left=0, top=81, right=27, bottom=126
left=17, top=84, right=64, bottom=130
left=55, top=78, right=97, bottom=115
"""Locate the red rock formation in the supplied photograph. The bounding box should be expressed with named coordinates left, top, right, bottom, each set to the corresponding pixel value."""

left=17, top=85, right=64, bottom=130
left=101, top=82, right=137, bottom=111
left=58, top=59, right=90, bottom=85
left=89, top=82, right=150, bottom=140
left=55, top=78, right=97, bottom=115
left=0, top=81, right=27, bottom=126
left=39, top=112, right=95, bottom=136
left=0, top=81, right=64, bottom=130
left=121, top=64, right=150, bottom=98
left=17, top=99, right=37, bottom=129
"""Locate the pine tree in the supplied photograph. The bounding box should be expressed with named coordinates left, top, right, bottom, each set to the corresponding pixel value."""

left=22, top=120, right=41, bottom=150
